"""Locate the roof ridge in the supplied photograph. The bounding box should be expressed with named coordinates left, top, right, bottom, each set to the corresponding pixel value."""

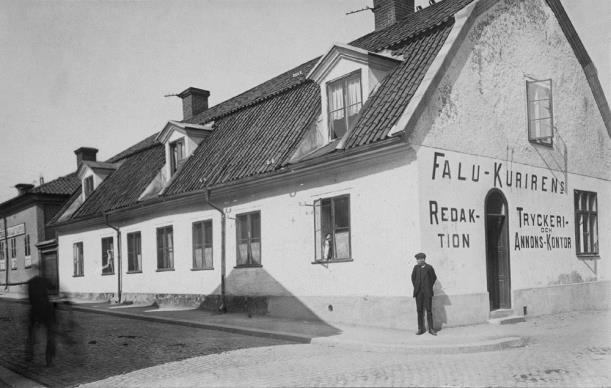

left=184, top=57, right=320, bottom=125
left=202, top=79, right=316, bottom=123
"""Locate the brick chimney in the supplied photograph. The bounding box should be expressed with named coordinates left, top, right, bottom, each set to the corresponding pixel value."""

left=178, top=87, right=210, bottom=120
left=15, top=183, right=34, bottom=195
left=74, top=147, right=98, bottom=167
left=373, top=0, right=414, bottom=31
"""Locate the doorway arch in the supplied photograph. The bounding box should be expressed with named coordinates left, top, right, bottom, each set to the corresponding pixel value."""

left=485, top=189, right=511, bottom=310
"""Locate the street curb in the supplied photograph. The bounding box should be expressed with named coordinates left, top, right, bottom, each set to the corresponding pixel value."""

left=311, top=335, right=526, bottom=354
left=66, top=304, right=314, bottom=344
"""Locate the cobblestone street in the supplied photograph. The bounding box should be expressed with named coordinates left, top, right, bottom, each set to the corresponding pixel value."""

left=0, top=298, right=609, bottom=387
left=83, top=309, right=611, bottom=387
left=0, top=300, right=290, bottom=387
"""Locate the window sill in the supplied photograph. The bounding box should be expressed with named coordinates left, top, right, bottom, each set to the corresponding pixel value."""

left=234, top=264, right=263, bottom=269
left=73, top=274, right=84, bottom=278
left=126, top=270, right=142, bottom=274
left=101, top=272, right=115, bottom=276
left=191, top=268, right=214, bottom=271
left=156, top=268, right=175, bottom=272
left=311, top=258, right=354, bottom=264
left=528, top=139, right=553, bottom=148
left=577, top=254, right=600, bottom=260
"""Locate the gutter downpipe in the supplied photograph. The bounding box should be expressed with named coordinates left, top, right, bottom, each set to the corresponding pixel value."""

left=3, top=218, right=8, bottom=290
left=103, top=213, right=122, bottom=303
left=204, top=189, right=226, bottom=312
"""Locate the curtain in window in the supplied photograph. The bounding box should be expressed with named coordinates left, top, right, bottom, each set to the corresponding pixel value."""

left=346, top=76, right=362, bottom=116
left=328, top=83, right=345, bottom=121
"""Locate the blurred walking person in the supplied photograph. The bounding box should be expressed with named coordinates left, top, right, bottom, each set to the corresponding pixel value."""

left=25, top=264, right=56, bottom=366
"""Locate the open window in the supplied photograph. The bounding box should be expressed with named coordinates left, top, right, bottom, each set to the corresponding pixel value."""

left=527, top=79, right=553, bottom=146
left=314, top=195, right=351, bottom=262
left=170, top=138, right=186, bottom=175
left=327, top=70, right=363, bottom=140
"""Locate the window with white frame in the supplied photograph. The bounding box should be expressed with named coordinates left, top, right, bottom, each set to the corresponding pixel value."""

left=73, top=242, right=84, bottom=276
left=527, top=79, right=553, bottom=146
left=193, top=220, right=213, bottom=270
left=574, top=190, right=598, bottom=256
left=156, top=226, right=174, bottom=270
left=101, top=237, right=114, bottom=274
left=314, top=195, right=351, bottom=261
left=327, top=70, right=362, bottom=140
left=127, top=232, right=142, bottom=272
left=236, top=212, right=261, bottom=267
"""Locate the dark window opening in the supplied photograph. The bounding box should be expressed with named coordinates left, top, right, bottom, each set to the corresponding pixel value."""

left=193, top=220, right=213, bottom=269
left=574, top=190, right=598, bottom=256
left=236, top=212, right=261, bottom=267
left=127, top=232, right=142, bottom=272
left=157, top=226, right=174, bottom=270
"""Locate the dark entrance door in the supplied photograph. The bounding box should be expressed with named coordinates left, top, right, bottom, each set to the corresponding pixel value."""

left=485, top=189, right=511, bottom=310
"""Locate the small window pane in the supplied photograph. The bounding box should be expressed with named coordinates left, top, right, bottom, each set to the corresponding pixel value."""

left=334, top=197, right=350, bottom=228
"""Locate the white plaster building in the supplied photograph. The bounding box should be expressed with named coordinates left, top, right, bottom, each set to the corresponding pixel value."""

left=50, top=0, right=610, bottom=330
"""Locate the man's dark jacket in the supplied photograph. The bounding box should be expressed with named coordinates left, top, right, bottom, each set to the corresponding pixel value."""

left=411, top=263, right=437, bottom=297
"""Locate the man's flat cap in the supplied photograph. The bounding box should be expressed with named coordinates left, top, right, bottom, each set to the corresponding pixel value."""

left=414, top=252, right=426, bottom=259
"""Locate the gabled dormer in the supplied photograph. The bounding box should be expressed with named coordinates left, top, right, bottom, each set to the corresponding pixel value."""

left=76, top=159, right=118, bottom=201
left=156, top=120, right=214, bottom=178
left=291, top=44, right=401, bottom=162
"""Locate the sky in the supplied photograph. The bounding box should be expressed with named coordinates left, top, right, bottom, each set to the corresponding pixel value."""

left=0, top=0, right=608, bottom=203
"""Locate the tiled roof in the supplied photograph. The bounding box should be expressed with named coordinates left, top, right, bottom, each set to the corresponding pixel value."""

left=70, top=145, right=165, bottom=219
left=106, top=131, right=160, bottom=163
left=184, top=58, right=320, bottom=125
left=29, top=172, right=80, bottom=196
left=350, top=0, right=473, bottom=52
left=344, top=21, right=454, bottom=148
left=164, top=81, right=321, bottom=194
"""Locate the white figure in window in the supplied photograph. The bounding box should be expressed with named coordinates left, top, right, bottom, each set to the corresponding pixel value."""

left=322, top=233, right=333, bottom=260
left=102, top=250, right=113, bottom=273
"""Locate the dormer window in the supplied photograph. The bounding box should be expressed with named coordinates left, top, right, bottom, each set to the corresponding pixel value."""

left=170, top=138, right=186, bottom=175
left=83, top=176, right=94, bottom=199
left=327, top=70, right=363, bottom=140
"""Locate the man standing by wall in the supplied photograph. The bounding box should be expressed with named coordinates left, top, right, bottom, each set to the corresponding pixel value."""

left=411, top=252, right=437, bottom=336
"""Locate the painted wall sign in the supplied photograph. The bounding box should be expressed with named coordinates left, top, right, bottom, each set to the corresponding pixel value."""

left=513, top=206, right=572, bottom=251
left=431, top=152, right=566, bottom=195
left=429, top=200, right=478, bottom=248
left=0, top=223, right=26, bottom=240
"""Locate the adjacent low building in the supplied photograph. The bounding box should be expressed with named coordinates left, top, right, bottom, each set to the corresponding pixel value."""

left=50, top=0, right=610, bottom=330
left=0, top=149, right=88, bottom=293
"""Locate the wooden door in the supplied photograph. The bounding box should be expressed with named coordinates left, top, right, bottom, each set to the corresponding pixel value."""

left=485, top=190, right=511, bottom=310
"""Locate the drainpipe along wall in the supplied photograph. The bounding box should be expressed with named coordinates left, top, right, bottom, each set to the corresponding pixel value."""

left=104, top=214, right=122, bottom=303
left=205, top=189, right=226, bottom=312
left=3, top=218, right=8, bottom=290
